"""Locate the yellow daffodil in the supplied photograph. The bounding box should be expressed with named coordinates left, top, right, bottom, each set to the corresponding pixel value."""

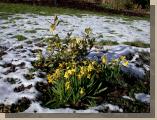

left=120, top=56, right=126, bottom=61
left=87, top=64, right=94, bottom=72
left=67, top=70, right=73, bottom=75
left=77, top=73, right=82, bottom=80
left=59, top=63, right=64, bottom=68
left=64, top=71, right=70, bottom=79
left=66, top=66, right=70, bottom=70
left=122, top=60, right=129, bottom=67
left=55, top=69, right=60, bottom=75
left=65, top=81, right=70, bottom=90
left=50, top=23, right=56, bottom=33
left=64, top=68, right=75, bottom=79
left=87, top=74, right=91, bottom=79
left=71, top=68, right=76, bottom=74
left=101, top=55, right=107, bottom=64
left=80, top=88, right=85, bottom=95
left=76, top=37, right=82, bottom=44
left=80, top=66, right=87, bottom=76
left=47, top=74, right=53, bottom=84
left=92, top=61, right=96, bottom=65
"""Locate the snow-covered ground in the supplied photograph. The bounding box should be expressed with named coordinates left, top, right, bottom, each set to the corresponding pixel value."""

left=0, top=13, right=150, bottom=44
left=0, top=13, right=150, bottom=113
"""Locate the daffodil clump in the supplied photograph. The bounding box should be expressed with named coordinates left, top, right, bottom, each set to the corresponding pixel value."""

left=33, top=16, right=130, bottom=109
left=44, top=54, right=129, bottom=108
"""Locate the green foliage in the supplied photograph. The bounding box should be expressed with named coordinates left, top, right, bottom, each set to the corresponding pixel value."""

left=13, top=35, right=27, bottom=41
left=124, top=0, right=134, bottom=10
left=25, top=30, right=37, bottom=33
left=122, top=41, right=150, bottom=48
left=32, top=16, right=132, bottom=109
left=96, top=40, right=119, bottom=46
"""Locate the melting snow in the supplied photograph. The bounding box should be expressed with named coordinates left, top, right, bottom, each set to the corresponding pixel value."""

left=0, top=12, right=150, bottom=113
left=135, top=93, right=150, bottom=104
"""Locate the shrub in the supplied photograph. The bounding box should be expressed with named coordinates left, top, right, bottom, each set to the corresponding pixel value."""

left=133, top=0, right=150, bottom=9
left=124, top=0, right=134, bottom=10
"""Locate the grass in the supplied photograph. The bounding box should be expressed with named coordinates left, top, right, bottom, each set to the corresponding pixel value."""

left=10, top=16, right=24, bottom=21
left=0, top=2, right=149, bottom=20
left=1, top=26, right=7, bottom=29
left=25, top=30, right=37, bottom=33
left=122, top=41, right=150, bottom=48
left=0, top=12, right=12, bottom=20
left=95, top=40, right=119, bottom=46
left=13, top=35, right=27, bottom=41
left=0, top=2, right=101, bottom=16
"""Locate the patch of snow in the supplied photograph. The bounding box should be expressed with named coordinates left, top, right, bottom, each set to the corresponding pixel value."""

left=87, top=45, right=149, bottom=78
left=135, top=93, right=150, bottom=104
left=121, top=63, right=145, bottom=79
left=24, top=102, right=99, bottom=113
left=0, top=12, right=150, bottom=112
left=122, top=96, right=134, bottom=101
left=24, top=102, right=123, bottom=113
left=95, top=103, right=123, bottom=112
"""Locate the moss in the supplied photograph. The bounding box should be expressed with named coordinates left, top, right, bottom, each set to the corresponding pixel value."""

left=95, top=40, right=119, bottom=46
left=25, top=30, right=37, bottom=33
left=122, top=41, right=150, bottom=48
left=5, top=78, right=18, bottom=84
left=0, top=13, right=12, bottom=20
left=1, top=26, right=7, bottom=29
left=13, top=35, right=27, bottom=41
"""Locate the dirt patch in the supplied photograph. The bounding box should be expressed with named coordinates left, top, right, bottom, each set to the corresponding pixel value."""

left=0, top=97, right=31, bottom=113
left=14, top=84, right=33, bottom=92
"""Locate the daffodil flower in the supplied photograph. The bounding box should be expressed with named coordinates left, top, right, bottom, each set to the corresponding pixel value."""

left=101, top=55, right=107, bottom=64
left=120, top=56, right=126, bottom=61
left=87, top=74, right=91, bottom=79
left=65, top=81, right=70, bottom=90
left=80, top=88, right=85, bottom=95
left=87, top=64, right=94, bottom=72
left=47, top=74, right=53, bottom=84
left=92, top=61, right=96, bottom=65
left=122, top=60, right=129, bottom=67
left=77, top=73, right=82, bottom=80
left=76, top=37, right=82, bottom=44
left=59, top=63, right=63, bottom=68
left=64, top=72, right=70, bottom=79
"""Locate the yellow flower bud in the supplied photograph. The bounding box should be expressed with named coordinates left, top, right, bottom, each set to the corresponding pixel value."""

left=101, top=55, right=107, bottom=64
left=80, top=88, right=84, bottom=95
